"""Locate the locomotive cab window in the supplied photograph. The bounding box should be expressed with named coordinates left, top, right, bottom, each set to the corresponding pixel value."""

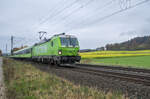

left=60, top=37, right=78, bottom=47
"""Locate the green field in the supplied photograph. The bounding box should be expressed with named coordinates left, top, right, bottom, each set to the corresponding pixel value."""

left=81, top=56, right=150, bottom=69
left=3, top=58, right=124, bottom=99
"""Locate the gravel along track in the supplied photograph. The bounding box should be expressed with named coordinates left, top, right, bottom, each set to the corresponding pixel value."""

left=31, top=62, right=150, bottom=99
left=64, top=64, right=150, bottom=86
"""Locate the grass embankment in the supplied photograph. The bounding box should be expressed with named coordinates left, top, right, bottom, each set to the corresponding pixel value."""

left=81, top=56, right=150, bottom=69
left=3, top=58, right=125, bottom=99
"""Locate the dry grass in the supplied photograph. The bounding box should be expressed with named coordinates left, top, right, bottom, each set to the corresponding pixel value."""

left=3, top=58, right=126, bottom=99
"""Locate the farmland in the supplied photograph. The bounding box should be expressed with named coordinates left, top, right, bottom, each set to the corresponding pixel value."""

left=80, top=50, right=150, bottom=69
left=80, top=50, right=150, bottom=58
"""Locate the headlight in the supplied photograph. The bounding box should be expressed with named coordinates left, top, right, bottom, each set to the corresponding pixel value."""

left=58, top=50, right=62, bottom=55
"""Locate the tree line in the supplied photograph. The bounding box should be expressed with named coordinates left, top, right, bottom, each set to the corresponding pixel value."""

left=106, top=36, right=150, bottom=50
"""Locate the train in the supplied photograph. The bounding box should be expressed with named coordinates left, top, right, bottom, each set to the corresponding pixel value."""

left=10, top=33, right=81, bottom=65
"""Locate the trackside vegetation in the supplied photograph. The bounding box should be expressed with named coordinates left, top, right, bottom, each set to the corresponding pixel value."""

left=3, top=58, right=125, bottom=99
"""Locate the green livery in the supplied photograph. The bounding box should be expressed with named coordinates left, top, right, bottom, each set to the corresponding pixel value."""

left=11, top=47, right=32, bottom=58
left=10, top=33, right=81, bottom=64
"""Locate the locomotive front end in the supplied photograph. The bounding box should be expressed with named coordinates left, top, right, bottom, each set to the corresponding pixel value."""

left=58, top=35, right=81, bottom=64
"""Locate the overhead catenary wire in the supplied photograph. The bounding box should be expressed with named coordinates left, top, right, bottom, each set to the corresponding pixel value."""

left=33, top=0, right=82, bottom=30
left=22, top=0, right=78, bottom=45
left=25, top=0, right=150, bottom=36
left=51, top=0, right=149, bottom=33
left=37, top=0, right=67, bottom=24
left=32, top=0, right=68, bottom=29
left=12, top=36, right=39, bottom=48
left=65, top=0, right=114, bottom=31
left=27, top=0, right=114, bottom=37
left=52, top=0, right=115, bottom=33
left=49, top=0, right=96, bottom=33
left=6, top=0, right=72, bottom=52
left=64, top=0, right=150, bottom=32
left=50, top=0, right=94, bottom=25
left=51, top=0, right=95, bottom=26
left=28, top=0, right=84, bottom=43
left=12, top=0, right=150, bottom=49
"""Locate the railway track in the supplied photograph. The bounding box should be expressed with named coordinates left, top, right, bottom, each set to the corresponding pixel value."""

left=76, top=63, right=150, bottom=73
left=31, top=60, right=150, bottom=99
left=61, top=64, right=150, bottom=86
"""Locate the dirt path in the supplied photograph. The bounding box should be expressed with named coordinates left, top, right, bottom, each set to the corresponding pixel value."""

left=0, top=57, right=5, bottom=99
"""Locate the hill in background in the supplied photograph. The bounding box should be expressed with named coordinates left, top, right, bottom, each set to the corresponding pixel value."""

left=106, top=36, right=150, bottom=50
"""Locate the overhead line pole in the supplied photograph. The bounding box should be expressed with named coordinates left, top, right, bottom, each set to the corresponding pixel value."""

left=11, top=36, right=13, bottom=55
left=6, top=44, right=7, bottom=54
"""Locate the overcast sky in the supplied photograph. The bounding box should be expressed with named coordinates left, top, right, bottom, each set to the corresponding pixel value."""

left=0, top=0, right=150, bottom=53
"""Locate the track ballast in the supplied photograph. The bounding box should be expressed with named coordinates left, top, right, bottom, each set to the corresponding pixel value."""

left=61, top=63, right=150, bottom=86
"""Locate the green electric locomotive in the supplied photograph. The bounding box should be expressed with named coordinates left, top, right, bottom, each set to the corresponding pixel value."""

left=11, top=33, right=81, bottom=64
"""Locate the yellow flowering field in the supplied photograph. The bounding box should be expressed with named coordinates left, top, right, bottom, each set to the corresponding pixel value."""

left=80, top=50, right=150, bottom=58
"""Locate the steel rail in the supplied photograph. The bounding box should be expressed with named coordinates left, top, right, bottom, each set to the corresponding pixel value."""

left=61, top=64, right=150, bottom=86
left=75, top=63, right=150, bottom=73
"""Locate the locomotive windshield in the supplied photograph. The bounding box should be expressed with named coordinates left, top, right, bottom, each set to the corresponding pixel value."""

left=60, top=37, right=78, bottom=47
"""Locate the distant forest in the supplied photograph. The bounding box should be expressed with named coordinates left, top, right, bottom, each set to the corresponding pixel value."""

left=106, top=36, right=150, bottom=50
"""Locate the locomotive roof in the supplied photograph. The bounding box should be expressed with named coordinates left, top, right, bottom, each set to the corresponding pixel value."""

left=58, top=35, right=76, bottom=38
left=53, top=33, right=76, bottom=38
left=34, top=34, right=77, bottom=46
